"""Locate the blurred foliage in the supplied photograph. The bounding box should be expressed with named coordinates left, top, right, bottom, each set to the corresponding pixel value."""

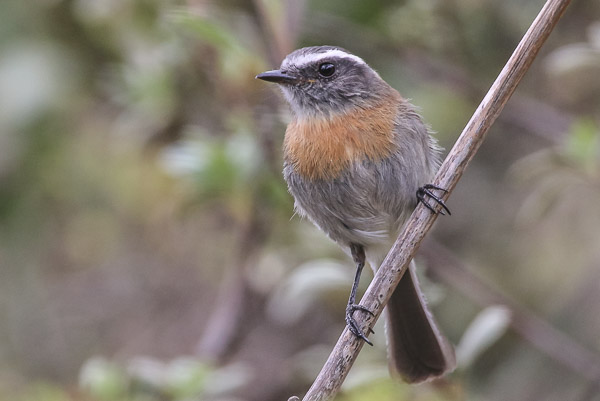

left=0, top=0, right=599, bottom=401
left=78, top=356, right=250, bottom=401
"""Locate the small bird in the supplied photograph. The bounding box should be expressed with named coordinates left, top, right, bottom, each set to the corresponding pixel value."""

left=256, top=46, right=455, bottom=383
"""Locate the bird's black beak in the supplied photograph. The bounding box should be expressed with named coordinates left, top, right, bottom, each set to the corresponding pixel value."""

left=255, top=69, right=298, bottom=84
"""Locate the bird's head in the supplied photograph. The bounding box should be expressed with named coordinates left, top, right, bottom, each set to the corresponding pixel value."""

left=256, top=46, right=393, bottom=118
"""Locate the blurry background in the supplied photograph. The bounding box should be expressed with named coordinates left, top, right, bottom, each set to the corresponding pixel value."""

left=1, top=0, right=599, bottom=400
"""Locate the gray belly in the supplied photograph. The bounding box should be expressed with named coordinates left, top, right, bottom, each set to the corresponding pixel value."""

left=283, top=156, right=420, bottom=247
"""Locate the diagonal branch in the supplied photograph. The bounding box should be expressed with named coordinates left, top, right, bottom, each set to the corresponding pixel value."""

left=290, top=0, right=573, bottom=400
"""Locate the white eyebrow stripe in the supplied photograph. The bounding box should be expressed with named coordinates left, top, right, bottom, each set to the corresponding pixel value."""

left=284, top=49, right=366, bottom=69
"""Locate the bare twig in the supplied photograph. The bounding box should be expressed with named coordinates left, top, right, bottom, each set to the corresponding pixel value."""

left=292, top=0, right=573, bottom=400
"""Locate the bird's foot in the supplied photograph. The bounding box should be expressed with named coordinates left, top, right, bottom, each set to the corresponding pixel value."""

left=345, top=303, right=375, bottom=346
left=417, top=184, right=451, bottom=215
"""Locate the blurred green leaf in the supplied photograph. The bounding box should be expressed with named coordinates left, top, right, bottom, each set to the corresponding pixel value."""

left=15, top=382, right=72, bottom=401
left=338, top=378, right=404, bottom=401
left=164, top=358, right=210, bottom=399
left=456, top=306, right=512, bottom=368
left=564, top=118, right=599, bottom=173
left=266, top=259, right=352, bottom=325
left=79, top=357, right=129, bottom=401
left=169, top=9, right=238, bottom=49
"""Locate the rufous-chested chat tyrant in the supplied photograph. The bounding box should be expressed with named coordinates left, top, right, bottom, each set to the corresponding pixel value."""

left=256, top=45, right=455, bottom=383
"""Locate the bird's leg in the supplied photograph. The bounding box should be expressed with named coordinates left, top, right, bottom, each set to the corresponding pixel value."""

left=417, top=184, right=452, bottom=215
left=346, top=243, right=375, bottom=346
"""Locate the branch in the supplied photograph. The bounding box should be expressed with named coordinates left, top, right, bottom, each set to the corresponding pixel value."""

left=291, top=0, right=573, bottom=400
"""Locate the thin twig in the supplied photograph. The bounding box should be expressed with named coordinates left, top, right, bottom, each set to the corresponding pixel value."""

left=291, top=0, right=573, bottom=400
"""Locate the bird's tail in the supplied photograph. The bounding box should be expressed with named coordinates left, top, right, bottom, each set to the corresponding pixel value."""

left=384, top=261, right=455, bottom=383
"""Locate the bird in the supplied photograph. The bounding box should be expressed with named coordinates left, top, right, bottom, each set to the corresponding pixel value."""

left=256, top=45, right=455, bottom=383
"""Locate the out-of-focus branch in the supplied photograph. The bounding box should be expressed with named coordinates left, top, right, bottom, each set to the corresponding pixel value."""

left=253, top=0, right=305, bottom=64
left=421, top=239, right=600, bottom=382
left=290, top=0, right=573, bottom=400
left=196, top=208, right=268, bottom=360
left=199, top=0, right=306, bottom=361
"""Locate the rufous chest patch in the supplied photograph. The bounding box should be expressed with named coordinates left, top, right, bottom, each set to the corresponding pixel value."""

left=284, top=101, right=398, bottom=180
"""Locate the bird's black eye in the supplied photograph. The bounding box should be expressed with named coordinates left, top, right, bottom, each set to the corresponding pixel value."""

left=318, top=62, right=335, bottom=77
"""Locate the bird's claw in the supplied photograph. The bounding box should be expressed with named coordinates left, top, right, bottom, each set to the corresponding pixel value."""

left=345, top=304, right=374, bottom=346
left=417, top=184, right=451, bottom=215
